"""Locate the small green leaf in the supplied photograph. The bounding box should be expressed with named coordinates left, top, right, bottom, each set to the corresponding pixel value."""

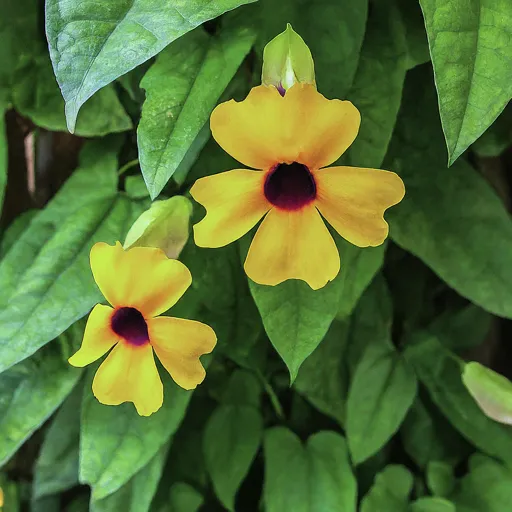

left=13, top=54, right=132, bottom=136
left=45, top=0, right=256, bottom=132
left=138, top=23, right=255, bottom=198
left=91, top=444, right=169, bottom=512
left=388, top=68, right=512, bottom=319
left=343, top=0, right=408, bottom=169
left=257, top=0, right=368, bottom=97
left=203, top=370, right=262, bottom=511
left=360, top=465, right=413, bottom=512
left=426, top=461, right=455, bottom=498
left=419, top=0, right=512, bottom=164
left=410, top=497, right=456, bottom=512
left=168, top=483, right=204, bottom=512
left=462, top=362, right=512, bottom=425
left=346, top=280, right=417, bottom=464
left=294, top=320, right=350, bottom=426
left=80, top=369, right=194, bottom=500
left=33, top=383, right=82, bottom=498
left=404, top=332, right=512, bottom=465
left=248, top=276, right=341, bottom=382
left=0, top=333, right=82, bottom=465
left=451, top=454, right=512, bottom=512
left=204, top=405, right=262, bottom=510
left=124, top=196, right=192, bottom=259
left=263, top=428, right=357, bottom=512
left=262, top=23, right=315, bottom=92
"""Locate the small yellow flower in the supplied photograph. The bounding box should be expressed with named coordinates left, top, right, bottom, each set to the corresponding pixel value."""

left=69, top=242, right=216, bottom=416
left=191, top=84, right=405, bottom=290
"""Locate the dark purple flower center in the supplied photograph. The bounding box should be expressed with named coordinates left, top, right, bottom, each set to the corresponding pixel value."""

left=264, top=162, right=316, bottom=210
left=111, top=307, right=149, bottom=346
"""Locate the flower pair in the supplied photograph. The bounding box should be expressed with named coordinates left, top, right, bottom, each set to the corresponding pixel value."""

left=71, top=81, right=404, bottom=417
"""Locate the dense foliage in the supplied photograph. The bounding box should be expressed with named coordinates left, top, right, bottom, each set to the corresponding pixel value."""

left=1, top=0, right=512, bottom=510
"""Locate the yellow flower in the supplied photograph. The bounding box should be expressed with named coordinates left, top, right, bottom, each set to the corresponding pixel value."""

left=69, top=242, right=216, bottom=416
left=190, top=84, right=405, bottom=290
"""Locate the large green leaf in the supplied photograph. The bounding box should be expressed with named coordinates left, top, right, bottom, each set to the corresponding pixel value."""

left=294, top=320, right=350, bottom=426
left=343, top=0, right=408, bottom=169
left=0, top=141, right=137, bottom=373
left=138, top=23, right=255, bottom=198
left=410, top=498, right=456, bottom=512
left=91, top=444, right=169, bottom=512
left=203, top=371, right=263, bottom=511
left=33, top=383, right=82, bottom=498
left=404, top=332, right=512, bottom=465
left=346, top=340, right=417, bottom=465
left=45, top=0, right=256, bottom=132
left=387, top=68, right=512, bottom=319
left=256, top=0, right=368, bottom=97
left=80, top=369, right=194, bottom=500
left=0, top=329, right=82, bottom=466
left=451, top=454, right=512, bottom=512
left=360, top=465, right=413, bottom=512
left=263, top=428, right=357, bottom=512
left=419, top=0, right=512, bottom=164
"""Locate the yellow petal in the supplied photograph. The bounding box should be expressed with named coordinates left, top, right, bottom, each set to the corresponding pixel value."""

left=210, top=84, right=360, bottom=171
left=69, top=304, right=118, bottom=367
left=314, top=166, right=405, bottom=247
left=191, top=169, right=270, bottom=248
left=244, top=204, right=340, bottom=290
left=90, top=242, right=192, bottom=317
left=148, top=316, right=217, bottom=390
left=92, top=342, right=163, bottom=416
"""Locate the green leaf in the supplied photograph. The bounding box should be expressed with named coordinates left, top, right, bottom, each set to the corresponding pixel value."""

left=346, top=280, right=417, bottom=464
left=256, top=0, right=368, bottom=97
left=0, top=211, right=38, bottom=259
left=462, top=361, right=512, bottom=425
left=343, top=0, right=408, bottom=169
left=0, top=108, right=6, bottom=212
left=419, top=0, right=512, bottom=164
left=203, top=370, right=263, bottom=510
left=410, top=497, right=456, bottom=512
left=0, top=141, right=137, bottom=373
left=387, top=68, right=512, bottom=319
left=248, top=275, right=341, bottom=382
left=404, top=331, right=512, bottom=465
left=0, top=334, right=82, bottom=465
left=294, top=320, right=350, bottom=426
left=33, top=383, right=82, bottom=498
left=426, top=461, right=455, bottom=498
left=360, top=465, right=413, bottom=512
left=204, top=406, right=262, bottom=510
left=91, top=444, right=169, bottom=512
left=80, top=369, right=194, bottom=500
left=401, top=397, right=471, bottom=469
left=263, top=428, right=357, bottom=512
left=13, top=54, right=132, bottom=136
left=451, top=454, right=512, bottom=512
left=138, top=24, right=255, bottom=198
left=45, top=0, right=256, bottom=133
left=168, top=483, right=204, bottom=512
left=124, top=196, right=192, bottom=259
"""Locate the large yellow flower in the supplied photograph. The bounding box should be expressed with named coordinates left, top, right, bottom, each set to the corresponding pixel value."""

left=191, top=84, right=405, bottom=290
left=69, top=242, right=216, bottom=416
